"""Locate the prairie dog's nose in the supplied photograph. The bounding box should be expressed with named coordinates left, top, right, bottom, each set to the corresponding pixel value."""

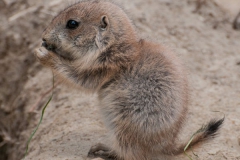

left=42, top=41, right=48, bottom=48
left=42, top=30, right=52, bottom=44
left=41, top=38, right=56, bottom=51
left=42, top=38, right=48, bottom=48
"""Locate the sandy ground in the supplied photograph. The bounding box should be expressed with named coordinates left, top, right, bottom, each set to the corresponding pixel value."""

left=0, top=0, right=240, bottom=160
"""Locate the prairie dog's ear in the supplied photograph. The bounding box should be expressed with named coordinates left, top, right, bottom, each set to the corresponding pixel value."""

left=100, top=15, right=109, bottom=30
left=95, top=16, right=110, bottom=49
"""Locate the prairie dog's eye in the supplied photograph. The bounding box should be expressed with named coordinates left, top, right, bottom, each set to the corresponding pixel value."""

left=66, top=20, right=79, bottom=29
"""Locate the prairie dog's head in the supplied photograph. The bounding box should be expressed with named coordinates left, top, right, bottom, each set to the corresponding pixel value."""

left=41, top=0, right=138, bottom=69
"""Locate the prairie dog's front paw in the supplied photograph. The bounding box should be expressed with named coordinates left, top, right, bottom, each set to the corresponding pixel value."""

left=34, top=47, right=56, bottom=67
left=35, top=47, right=49, bottom=59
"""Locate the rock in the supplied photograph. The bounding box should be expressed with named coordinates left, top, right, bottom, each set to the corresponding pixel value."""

left=233, top=12, right=240, bottom=30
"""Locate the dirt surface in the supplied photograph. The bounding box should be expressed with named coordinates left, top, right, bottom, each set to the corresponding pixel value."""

left=0, top=0, right=240, bottom=160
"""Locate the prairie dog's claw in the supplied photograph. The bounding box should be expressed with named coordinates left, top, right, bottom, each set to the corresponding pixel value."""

left=35, top=47, right=49, bottom=58
left=34, top=47, right=56, bottom=67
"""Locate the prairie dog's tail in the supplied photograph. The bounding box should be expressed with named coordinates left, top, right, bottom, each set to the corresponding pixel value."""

left=170, top=118, right=224, bottom=155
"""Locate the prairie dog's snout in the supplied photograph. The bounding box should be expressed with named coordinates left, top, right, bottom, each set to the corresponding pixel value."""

left=35, top=1, right=224, bottom=160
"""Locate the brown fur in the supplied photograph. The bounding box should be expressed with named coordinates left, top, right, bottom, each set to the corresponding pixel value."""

left=35, top=1, right=223, bottom=160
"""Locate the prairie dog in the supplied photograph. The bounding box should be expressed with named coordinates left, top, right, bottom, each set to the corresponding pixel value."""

left=35, top=1, right=224, bottom=160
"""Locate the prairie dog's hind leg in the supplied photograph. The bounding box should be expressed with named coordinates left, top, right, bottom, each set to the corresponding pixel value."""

left=87, top=143, right=119, bottom=160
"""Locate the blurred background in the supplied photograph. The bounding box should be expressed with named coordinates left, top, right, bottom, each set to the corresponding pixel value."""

left=0, top=0, right=239, bottom=160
